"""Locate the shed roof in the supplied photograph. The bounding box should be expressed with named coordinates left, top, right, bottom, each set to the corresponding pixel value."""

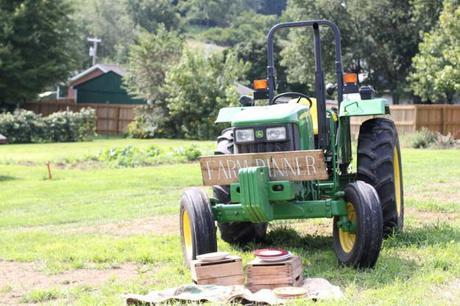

left=70, top=64, right=126, bottom=82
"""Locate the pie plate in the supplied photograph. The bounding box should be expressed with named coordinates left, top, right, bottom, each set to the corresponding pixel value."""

left=196, top=252, right=229, bottom=262
left=273, top=286, right=307, bottom=299
left=254, top=248, right=288, bottom=257
left=258, top=251, right=292, bottom=262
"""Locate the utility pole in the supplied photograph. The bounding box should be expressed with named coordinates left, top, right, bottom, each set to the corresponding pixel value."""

left=87, top=37, right=102, bottom=66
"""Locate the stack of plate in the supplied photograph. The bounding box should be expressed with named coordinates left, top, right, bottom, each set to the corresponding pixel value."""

left=196, top=252, right=229, bottom=262
left=254, top=248, right=292, bottom=262
left=273, top=286, right=307, bottom=299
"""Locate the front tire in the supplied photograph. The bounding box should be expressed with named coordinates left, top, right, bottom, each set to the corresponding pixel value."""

left=333, top=181, right=383, bottom=268
left=357, top=118, right=404, bottom=236
left=180, top=188, right=217, bottom=267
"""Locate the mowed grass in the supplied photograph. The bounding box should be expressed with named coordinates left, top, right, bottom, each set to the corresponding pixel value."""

left=0, top=139, right=459, bottom=305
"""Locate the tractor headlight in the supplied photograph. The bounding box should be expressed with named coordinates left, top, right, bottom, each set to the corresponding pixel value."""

left=235, top=129, right=255, bottom=143
left=266, top=127, right=287, bottom=141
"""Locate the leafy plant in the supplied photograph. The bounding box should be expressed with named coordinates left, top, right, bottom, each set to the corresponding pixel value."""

left=411, top=128, right=438, bottom=148
left=95, top=144, right=201, bottom=167
left=410, top=128, right=458, bottom=149
left=0, top=108, right=96, bottom=143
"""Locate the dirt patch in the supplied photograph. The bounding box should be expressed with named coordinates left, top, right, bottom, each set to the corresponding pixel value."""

left=17, top=215, right=179, bottom=237
left=271, top=219, right=332, bottom=237
left=68, top=215, right=179, bottom=236
left=406, top=207, right=458, bottom=225
left=433, top=278, right=460, bottom=304
left=0, top=261, right=139, bottom=305
left=406, top=181, right=460, bottom=205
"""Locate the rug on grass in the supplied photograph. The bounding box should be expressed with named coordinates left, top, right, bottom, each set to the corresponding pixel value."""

left=124, top=278, right=343, bottom=305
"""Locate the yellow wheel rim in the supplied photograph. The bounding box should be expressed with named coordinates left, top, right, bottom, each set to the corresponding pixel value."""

left=339, top=202, right=357, bottom=253
left=393, top=147, right=402, bottom=216
left=182, top=210, right=193, bottom=260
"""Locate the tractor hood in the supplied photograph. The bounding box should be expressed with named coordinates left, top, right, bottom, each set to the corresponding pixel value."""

left=216, top=103, right=308, bottom=127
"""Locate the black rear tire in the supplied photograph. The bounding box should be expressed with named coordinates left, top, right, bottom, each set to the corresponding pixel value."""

left=333, top=181, right=383, bottom=268
left=180, top=188, right=217, bottom=267
left=213, top=128, right=268, bottom=245
left=357, top=118, right=404, bottom=236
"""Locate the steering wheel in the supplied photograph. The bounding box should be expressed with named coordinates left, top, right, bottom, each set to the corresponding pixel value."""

left=271, top=92, right=313, bottom=108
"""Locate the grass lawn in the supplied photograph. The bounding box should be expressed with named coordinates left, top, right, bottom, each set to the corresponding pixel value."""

left=0, top=139, right=459, bottom=305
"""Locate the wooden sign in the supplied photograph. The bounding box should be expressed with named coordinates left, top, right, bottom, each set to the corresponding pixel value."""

left=200, top=150, right=328, bottom=186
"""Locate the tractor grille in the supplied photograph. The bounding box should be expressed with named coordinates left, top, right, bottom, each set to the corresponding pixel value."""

left=236, top=123, right=300, bottom=153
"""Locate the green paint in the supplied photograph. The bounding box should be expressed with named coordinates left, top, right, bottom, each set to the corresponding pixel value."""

left=74, top=71, right=145, bottom=104
left=338, top=98, right=387, bottom=117
left=213, top=198, right=347, bottom=223
left=230, top=180, right=296, bottom=203
left=231, top=103, right=308, bottom=127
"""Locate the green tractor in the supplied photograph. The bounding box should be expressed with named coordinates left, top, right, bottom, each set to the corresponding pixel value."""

left=179, top=20, right=403, bottom=268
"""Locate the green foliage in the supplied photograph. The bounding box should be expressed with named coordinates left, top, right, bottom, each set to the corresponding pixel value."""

left=201, top=12, right=277, bottom=46
left=44, top=108, right=97, bottom=142
left=21, top=288, right=61, bottom=303
left=127, top=105, right=163, bottom=139
left=0, top=108, right=96, bottom=144
left=73, top=0, right=135, bottom=64
left=96, top=144, right=202, bottom=167
left=126, top=0, right=181, bottom=33
left=409, top=128, right=458, bottom=149
left=232, top=38, right=298, bottom=93
left=165, top=51, right=249, bottom=139
left=0, top=110, right=45, bottom=143
left=124, top=26, right=183, bottom=102
left=281, top=0, right=444, bottom=101
left=0, top=0, right=80, bottom=106
left=409, top=1, right=460, bottom=103
left=410, top=128, right=438, bottom=148
left=179, top=0, right=248, bottom=27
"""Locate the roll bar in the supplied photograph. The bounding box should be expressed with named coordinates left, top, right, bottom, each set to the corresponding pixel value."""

left=266, top=20, right=344, bottom=149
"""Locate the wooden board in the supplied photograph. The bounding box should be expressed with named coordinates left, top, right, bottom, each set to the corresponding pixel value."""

left=191, top=256, right=244, bottom=286
left=246, top=256, right=303, bottom=292
left=193, top=275, right=245, bottom=286
left=200, top=150, right=328, bottom=185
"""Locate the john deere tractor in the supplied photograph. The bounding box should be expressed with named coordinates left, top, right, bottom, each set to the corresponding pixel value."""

left=179, top=20, right=403, bottom=268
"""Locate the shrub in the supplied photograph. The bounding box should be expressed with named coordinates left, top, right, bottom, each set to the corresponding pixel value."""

left=127, top=105, right=161, bottom=139
left=0, top=110, right=45, bottom=143
left=410, top=128, right=458, bottom=149
left=410, top=128, right=438, bottom=148
left=95, top=144, right=201, bottom=167
left=0, top=108, right=96, bottom=143
left=44, top=108, right=96, bottom=142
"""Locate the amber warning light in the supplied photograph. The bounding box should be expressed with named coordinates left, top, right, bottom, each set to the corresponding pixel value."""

left=343, top=73, right=358, bottom=84
left=253, top=79, right=268, bottom=90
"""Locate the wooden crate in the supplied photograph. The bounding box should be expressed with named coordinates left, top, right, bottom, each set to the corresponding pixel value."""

left=246, top=255, right=303, bottom=292
left=191, top=256, right=244, bottom=286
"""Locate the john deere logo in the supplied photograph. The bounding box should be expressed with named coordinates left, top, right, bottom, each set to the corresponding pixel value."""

left=255, top=130, right=264, bottom=138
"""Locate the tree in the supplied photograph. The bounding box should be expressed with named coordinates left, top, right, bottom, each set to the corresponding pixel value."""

left=72, top=0, right=135, bottom=64
left=409, top=1, right=459, bottom=103
left=126, top=0, right=181, bottom=32
left=165, top=51, right=249, bottom=139
left=123, top=26, right=183, bottom=102
left=202, top=12, right=277, bottom=46
left=0, top=0, right=80, bottom=107
left=123, top=26, right=183, bottom=136
left=179, top=0, right=248, bottom=27
left=280, top=0, right=445, bottom=103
